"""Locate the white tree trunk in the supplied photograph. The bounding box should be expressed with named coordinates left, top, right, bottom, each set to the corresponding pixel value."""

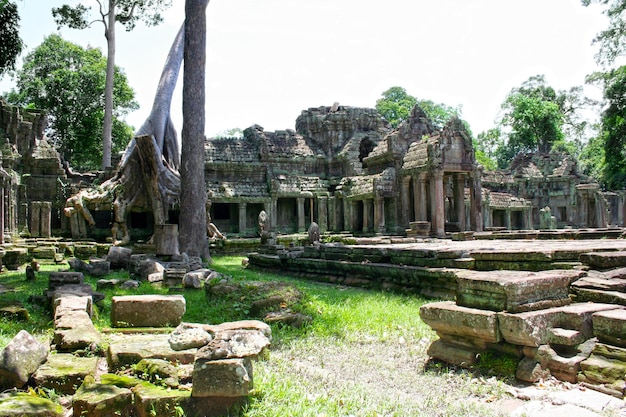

left=102, top=0, right=116, bottom=169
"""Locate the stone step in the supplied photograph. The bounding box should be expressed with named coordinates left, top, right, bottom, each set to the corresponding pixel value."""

left=580, top=251, right=626, bottom=269
left=111, top=295, right=186, bottom=328
left=32, top=353, right=99, bottom=395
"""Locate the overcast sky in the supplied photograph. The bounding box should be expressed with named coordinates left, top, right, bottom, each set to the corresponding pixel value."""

left=0, top=0, right=609, bottom=137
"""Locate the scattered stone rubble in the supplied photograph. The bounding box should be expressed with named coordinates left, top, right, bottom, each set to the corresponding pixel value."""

left=0, top=247, right=272, bottom=417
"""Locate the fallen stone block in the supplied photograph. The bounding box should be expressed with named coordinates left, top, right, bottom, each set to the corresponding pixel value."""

left=192, top=357, right=253, bottom=397
left=0, top=392, right=64, bottom=417
left=48, top=271, right=84, bottom=290
left=111, top=294, right=186, bottom=327
left=0, top=330, right=49, bottom=389
left=536, top=338, right=596, bottom=383
left=498, top=303, right=618, bottom=347
left=426, top=338, right=482, bottom=367
left=72, top=382, right=134, bottom=417
left=593, top=308, right=626, bottom=348
left=32, top=353, right=99, bottom=395
left=579, top=343, right=626, bottom=397
left=53, top=293, right=92, bottom=318
left=195, top=329, right=271, bottom=361
left=107, top=246, right=133, bottom=269
left=580, top=251, right=626, bottom=269
left=456, top=269, right=584, bottom=313
left=419, top=301, right=501, bottom=343
left=54, top=324, right=101, bottom=351
left=107, top=333, right=197, bottom=370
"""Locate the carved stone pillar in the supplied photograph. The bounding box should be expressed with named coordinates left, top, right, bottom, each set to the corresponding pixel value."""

left=432, top=171, right=445, bottom=237
left=418, top=174, right=428, bottom=222
left=269, top=198, right=277, bottom=230
left=343, top=198, right=352, bottom=232
left=238, top=202, right=247, bottom=235
left=402, top=176, right=411, bottom=227
left=375, top=197, right=385, bottom=233
left=505, top=210, right=512, bottom=230
left=363, top=199, right=371, bottom=232
left=297, top=197, right=306, bottom=232
left=469, top=171, right=483, bottom=232
left=454, top=173, right=466, bottom=231
left=318, top=196, right=328, bottom=232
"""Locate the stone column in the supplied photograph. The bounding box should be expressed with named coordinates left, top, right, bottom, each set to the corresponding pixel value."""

left=418, top=175, right=428, bottom=222
left=432, top=171, right=445, bottom=237
left=505, top=210, right=512, bottom=230
left=454, top=173, right=466, bottom=231
left=328, top=196, right=336, bottom=232
left=297, top=197, right=306, bottom=233
left=318, top=196, right=328, bottom=232
left=343, top=198, right=352, bottom=232
left=363, top=199, right=371, bottom=232
left=30, top=202, right=41, bottom=238
left=238, top=202, right=247, bottom=235
left=469, top=171, right=483, bottom=232
left=375, top=197, right=385, bottom=233
left=269, top=199, right=277, bottom=231
left=401, top=176, right=411, bottom=227
left=40, top=201, right=51, bottom=238
left=0, top=183, right=4, bottom=244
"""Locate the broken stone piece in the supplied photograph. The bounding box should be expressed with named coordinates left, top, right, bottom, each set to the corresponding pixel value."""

left=0, top=330, right=49, bottom=389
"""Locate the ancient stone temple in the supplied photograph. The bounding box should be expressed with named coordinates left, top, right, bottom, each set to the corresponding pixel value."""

left=0, top=98, right=67, bottom=241
left=204, top=104, right=486, bottom=238
left=2, top=96, right=625, bottom=242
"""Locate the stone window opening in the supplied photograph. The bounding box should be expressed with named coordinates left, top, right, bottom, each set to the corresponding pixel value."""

left=358, top=137, right=376, bottom=162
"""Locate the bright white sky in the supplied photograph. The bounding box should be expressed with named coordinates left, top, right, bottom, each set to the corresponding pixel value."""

left=0, top=0, right=609, bottom=137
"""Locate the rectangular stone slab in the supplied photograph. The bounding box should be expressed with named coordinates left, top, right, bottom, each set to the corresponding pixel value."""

left=111, top=294, right=185, bottom=327
left=455, top=269, right=584, bottom=313
left=592, top=308, right=626, bottom=347
left=106, top=333, right=197, bottom=370
left=419, top=301, right=501, bottom=343
left=498, top=303, right=618, bottom=347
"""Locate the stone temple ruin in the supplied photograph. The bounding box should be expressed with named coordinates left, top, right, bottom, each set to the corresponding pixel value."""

left=4, top=94, right=626, bottom=403
left=0, top=97, right=624, bottom=241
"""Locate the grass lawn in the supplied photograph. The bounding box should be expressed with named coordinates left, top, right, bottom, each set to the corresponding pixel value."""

left=0, top=255, right=512, bottom=416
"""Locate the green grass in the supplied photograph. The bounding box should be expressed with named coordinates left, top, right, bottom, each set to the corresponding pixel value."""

left=0, top=255, right=512, bottom=416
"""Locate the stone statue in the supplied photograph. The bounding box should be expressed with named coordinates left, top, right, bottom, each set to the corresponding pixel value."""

left=206, top=200, right=226, bottom=240
left=308, top=221, right=320, bottom=245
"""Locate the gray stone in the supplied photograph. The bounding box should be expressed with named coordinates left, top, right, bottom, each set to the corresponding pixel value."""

left=196, top=329, right=271, bottom=361
left=0, top=330, right=49, bottom=389
left=498, top=303, right=618, bottom=347
left=107, top=333, right=197, bottom=370
left=106, top=245, right=133, bottom=269
left=147, top=271, right=164, bottom=283
left=191, top=357, right=253, bottom=398
left=419, top=301, right=501, bottom=343
left=580, top=251, right=626, bottom=269
left=0, top=392, right=64, bottom=417
left=120, top=279, right=140, bottom=289
left=592, top=308, right=626, bottom=347
left=169, top=323, right=213, bottom=351
left=139, top=259, right=165, bottom=281
left=48, top=271, right=84, bottom=290
left=84, top=259, right=111, bottom=276
left=32, top=353, right=99, bottom=394
left=72, top=382, right=133, bottom=417
left=111, top=294, right=185, bottom=328
left=182, top=271, right=204, bottom=289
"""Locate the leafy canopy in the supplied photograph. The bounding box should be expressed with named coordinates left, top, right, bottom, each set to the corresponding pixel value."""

left=52, top=0, right=172, bottom=32
left=494, top=75, right=591, bottom=168
left=6, top=34, right=138, bottom=170
left=375, top=86, right=462, bottom=129
left=0, top=1, right=23, bottom=78
left=582, top=0, right=626, bottom=66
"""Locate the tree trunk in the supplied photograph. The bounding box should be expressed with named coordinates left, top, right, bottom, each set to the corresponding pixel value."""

left=179, top=0, right=210, bottom=259
left=102, top=0, right=116, bottom=169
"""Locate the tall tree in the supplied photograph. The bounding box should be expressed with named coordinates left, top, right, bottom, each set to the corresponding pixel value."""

left=0, top=0, right=23, bottom=78
left=6, top=34, right=137, bottom=170
left=582, top=0, right=626, bottom=66
left=586, top=67, right=626, bottom=189
left=375, top=86, right=462, bottom=129
left=52, top=0, right=172, bottom=170
left=179, top=0, right=210, bottom=259
left=495, top=75, right=591, bottom=167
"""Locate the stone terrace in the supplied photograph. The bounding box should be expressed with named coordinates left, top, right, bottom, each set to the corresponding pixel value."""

left=248, top=231, right=626, bottom=397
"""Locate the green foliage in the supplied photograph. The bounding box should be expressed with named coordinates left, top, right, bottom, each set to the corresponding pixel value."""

left=416, top=99, right=463, bottom=130
left=474, top=128, right=502, bottom=170
left=6, top=34, right=137, bottom=170
left=375, top=86, right=417, bottom=128
left=582, top=0, right=626, bottom=66
left=495, top=75, right=591, bottom=168
left=0, top=0, right=23, bottom=77
left=586, top=66, right=626, bottom=188
left=52, top=0, right=172, bottom=32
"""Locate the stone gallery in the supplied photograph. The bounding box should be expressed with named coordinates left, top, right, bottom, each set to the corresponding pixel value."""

left=1, top=97, right=623, bottom=243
